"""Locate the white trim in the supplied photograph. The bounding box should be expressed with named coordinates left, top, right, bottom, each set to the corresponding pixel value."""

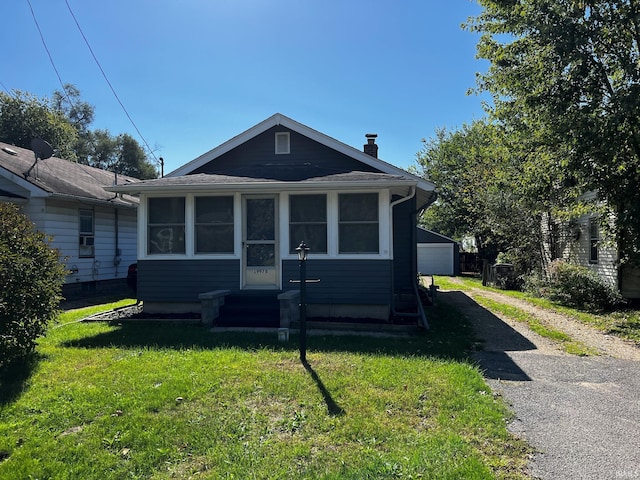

left=137, top=189, right=392, bottom=262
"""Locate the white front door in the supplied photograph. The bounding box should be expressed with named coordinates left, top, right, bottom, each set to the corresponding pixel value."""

left=243, top=195, right=279, bottom=289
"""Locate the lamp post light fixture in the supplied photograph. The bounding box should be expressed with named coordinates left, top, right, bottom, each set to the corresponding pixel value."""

left=295, top=241, right=310, bottom=362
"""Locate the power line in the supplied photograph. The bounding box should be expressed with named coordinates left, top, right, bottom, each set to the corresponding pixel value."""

left=64, top=0, right=159, bottom=164
left=26, top=0, right=72, bottom=103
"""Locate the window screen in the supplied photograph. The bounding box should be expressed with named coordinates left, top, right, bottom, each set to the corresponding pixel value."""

left=147, top=197, right=185, bottom=254
left=195, top=196, right=234, bottom=253
left=338, top=193, right=379, bottom=253
left=289, top=194, right=327, bottom=254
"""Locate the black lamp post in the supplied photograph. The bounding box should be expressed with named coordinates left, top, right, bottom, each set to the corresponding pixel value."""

left=296, top=241, right=310, bottom=362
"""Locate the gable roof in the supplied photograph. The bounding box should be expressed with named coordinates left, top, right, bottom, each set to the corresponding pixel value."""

left=108, top=113, right=436, bottom=208
left=0, top=142, right=139, bottom=208
left=416, top=226, right=458, bottom=244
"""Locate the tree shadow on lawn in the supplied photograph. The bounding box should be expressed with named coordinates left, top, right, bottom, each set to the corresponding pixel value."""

left=435, top=290, right=535, bottom=381
left=0, top=353, right=46, bottom=406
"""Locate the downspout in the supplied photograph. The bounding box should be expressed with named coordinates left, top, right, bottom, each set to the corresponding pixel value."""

left=389, top=187, right=429, bottom=329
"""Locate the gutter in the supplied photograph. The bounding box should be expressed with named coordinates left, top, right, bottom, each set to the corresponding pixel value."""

left=388, top=187, right=430, bottom=329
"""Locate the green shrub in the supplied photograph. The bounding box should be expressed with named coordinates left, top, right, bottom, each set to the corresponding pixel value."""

left=525, top=260, right=622, bottom=312
left=0, top=203, right=66, bottom=366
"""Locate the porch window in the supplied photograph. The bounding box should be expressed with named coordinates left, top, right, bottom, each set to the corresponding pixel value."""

left=147, top=197, right=185, bottom=254
left=589, top=218, right=599, bottom=264
left=289, top=194, right=327, bottom=254
left=79, top=209, right=95, bottom=258
left=195, top=196, right=234, bottom=253
left=338, top=193, right=379, bottom=254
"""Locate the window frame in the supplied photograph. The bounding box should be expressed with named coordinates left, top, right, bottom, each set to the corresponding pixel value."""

left=288, top=193, right=328, bottom=254
left=275, top=132, right=290, bottom=155
left=194, top=195, right=235, bottom=254
left=146, top=196, right=186, bottom=255
left=338, top=192, right=380, bottom=254
left=78, top=209, right=95, bottom=258
left=589, top=217, right=599, bottom=264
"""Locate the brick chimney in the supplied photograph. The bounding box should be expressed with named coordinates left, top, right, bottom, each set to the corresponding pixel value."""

left=364, top=133, right=378, bottom=158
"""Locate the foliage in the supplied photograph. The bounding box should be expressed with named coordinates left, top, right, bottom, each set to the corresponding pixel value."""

left=466, top=0, right=640, bottom=265
left=0, top=204, right=66, bottom=366
left=0, top=90, right=79, bottom=161
left=415, top=120, right=545, bottom=271
left=0, top=85, right=158, bottom=180
left=525, top=260, right=622, bottom=312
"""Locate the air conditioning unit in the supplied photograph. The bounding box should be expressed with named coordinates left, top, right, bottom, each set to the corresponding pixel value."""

left=79, top=236, right=95, bottom=247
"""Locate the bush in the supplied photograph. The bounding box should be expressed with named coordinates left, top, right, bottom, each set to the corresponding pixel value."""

left=525, top=260, right=622, bottom=312
left=0, top=203, right=66, bottom=366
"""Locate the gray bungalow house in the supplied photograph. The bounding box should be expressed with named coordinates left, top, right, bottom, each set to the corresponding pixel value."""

left=106, top=114, right=436, bottom=326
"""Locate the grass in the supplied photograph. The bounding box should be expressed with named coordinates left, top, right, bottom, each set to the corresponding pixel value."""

left=0, top=300, right=531, bottom=479
left=432, top=275, right=640, bottom=346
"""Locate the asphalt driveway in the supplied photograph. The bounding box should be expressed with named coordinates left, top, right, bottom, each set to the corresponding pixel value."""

left=440, top=290, right=640, bottom=480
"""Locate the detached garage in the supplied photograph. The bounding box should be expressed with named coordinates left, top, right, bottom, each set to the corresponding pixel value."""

left=416, top=227, right=460, bottom=276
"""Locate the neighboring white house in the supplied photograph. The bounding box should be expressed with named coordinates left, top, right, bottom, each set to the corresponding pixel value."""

left=546, top=191, right=640, bottom=299
left=0, top=141, right=140, bottom=298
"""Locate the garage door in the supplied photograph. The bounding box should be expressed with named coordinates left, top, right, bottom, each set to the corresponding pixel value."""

left=417, top=244, right=454, bottom=275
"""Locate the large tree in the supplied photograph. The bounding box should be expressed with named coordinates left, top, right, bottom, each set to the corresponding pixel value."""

left=0, top=91, right=78, bottom=160
left=416, top=120, right=548, bottom=271
left=0, top=86, right=158, bottom=180
left=467, top=0, right=640, bottom=264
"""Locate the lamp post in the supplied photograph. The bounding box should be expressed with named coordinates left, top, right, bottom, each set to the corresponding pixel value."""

left=296, top=241, right=310, bottom=362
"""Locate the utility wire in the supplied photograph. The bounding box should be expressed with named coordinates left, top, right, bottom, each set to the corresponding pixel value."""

left=26, top=0, right=72, bottom=105
left=64, top=0, right=159, bottom=164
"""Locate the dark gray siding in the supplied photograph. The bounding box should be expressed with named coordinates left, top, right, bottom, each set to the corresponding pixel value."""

left=392, top=196, right=417, bottom=292
left=138, top=260, right=240, bottom=302
left=282, top=259, right=392, bottom=304
left=192, top=126, right=378, bottom=178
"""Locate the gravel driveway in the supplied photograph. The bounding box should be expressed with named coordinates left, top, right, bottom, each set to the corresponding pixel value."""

left=439, top=288, right=640, bottom=480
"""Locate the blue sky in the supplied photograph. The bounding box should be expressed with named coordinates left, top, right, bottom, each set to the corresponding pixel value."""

left=2, top=0, right=489, bottom=174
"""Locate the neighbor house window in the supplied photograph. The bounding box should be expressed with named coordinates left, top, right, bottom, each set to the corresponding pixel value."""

left=289, top=194, right=327, bottom=254
left=275, top=132, right=290, bottom=154
left=195, top=196, right=234, bottom=253
left=147, top=197, right=185, bottom=254
left=79, top=209, right=95, bottom=258
left=338, top=193, right=379, bottom=253
left=589, top=218, right=599, bottom=264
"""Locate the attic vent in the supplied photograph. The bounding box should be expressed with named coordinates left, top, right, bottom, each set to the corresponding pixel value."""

left=275, top=132, right=290, bottom=154
left=2, top=147, right=18, bottom=156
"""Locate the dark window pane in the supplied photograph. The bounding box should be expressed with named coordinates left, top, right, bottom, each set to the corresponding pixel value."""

left=339, top=224, right=379, bottom=253
left=196, top=225, right=234, bottom=253
left=289, top=225, right=327, bottom=254
left=290, top=195, right=326, bottom=222
left=195, top=196, right=234, bottom=223
left=339, top=193, right=378, bottom=221
left=247, top=199, right=275, bottom=241
left=148, top=226, right=185, bottom=254
left=148, top=197, right=185, bottom=224
left=247, top=244, right=275, bottom=266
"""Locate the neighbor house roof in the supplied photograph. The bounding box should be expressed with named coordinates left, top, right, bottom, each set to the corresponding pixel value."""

left=0, top=142, right=139, bottom=208
left=106, top=113, right=437, bottom=208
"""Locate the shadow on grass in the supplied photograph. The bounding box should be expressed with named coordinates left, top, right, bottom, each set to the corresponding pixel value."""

left=0, top=353, right=45, bottom=406
left=59, top=298, right=477, bottom=361
left=435, top=290, right=534, bottom=381
left=303, top=359, right=346, bottom=416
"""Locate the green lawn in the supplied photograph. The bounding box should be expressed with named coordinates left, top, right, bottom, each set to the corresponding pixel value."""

left=0, top=299, right=530, bottom=479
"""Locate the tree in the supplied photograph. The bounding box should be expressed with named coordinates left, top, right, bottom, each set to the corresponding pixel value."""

left=416, top=120, right=538, bottom=268
left=0, top=86, right=158, bottom=180
left=466, top=0, right=640, bottom=264
left=0, top=203, right=66, bottom=366
left=0, top=91, right=78, bottom=161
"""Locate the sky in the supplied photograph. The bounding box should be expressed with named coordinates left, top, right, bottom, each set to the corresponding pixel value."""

left=1, top=0, right=490, bottom=174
